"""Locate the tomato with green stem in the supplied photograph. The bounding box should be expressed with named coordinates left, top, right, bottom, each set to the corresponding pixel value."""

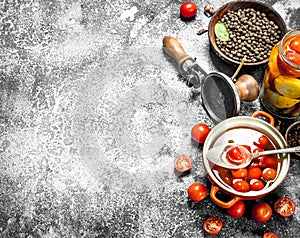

left=251, top=202, right=272, bottom=222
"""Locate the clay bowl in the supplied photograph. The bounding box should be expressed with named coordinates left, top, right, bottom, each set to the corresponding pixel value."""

left=202, top=111, right=290, bottom=208
left=208, top=0, right=287, bottom=66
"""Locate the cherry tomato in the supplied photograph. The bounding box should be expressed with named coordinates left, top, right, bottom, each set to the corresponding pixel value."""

left=249, top=179, right=265, bottom=191
left=247, top=167, right=262, bottom=180
left=285, top=50, right=300, bottom=65
left=254, top=135, right=269, bottom=149
left=241, top=144, right=251, bottom=152
left=258, top=156, right=278, bottom=169
left=262, top=168, right=277, bottom=181
left=263, top=232, right=279, bottom=238
left=219, top=172, right=234, bottom=186
left=227, top=201, right=246, bottom=218
left=187, top=183, right=207, bottom=202
left=232, top=179, right=250, bottom=192
left=227, top=146, right=248, bottom=164
left=203, top=217, right=222, bottom=235
left=289, top=37, right=300, bottom=53
left=251, top=202, right=272, bottom=223
left=191, top=123, right=210, bottom=144
left=274, top=197, right=295, bottom=218
left=174, top=155, right=192, bottom=172
left=180, top=2, right=197, bottom=19
left=253, top=147, right=264, bottom=153
left=231, top=168, right=248, bottom=179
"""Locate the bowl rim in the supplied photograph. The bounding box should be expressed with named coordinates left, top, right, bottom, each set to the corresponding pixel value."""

left=208, top=0, right=288, bottom=66
left=202, top=116, right=290, bottom=198
left=285, top=120, right=300, bottom=156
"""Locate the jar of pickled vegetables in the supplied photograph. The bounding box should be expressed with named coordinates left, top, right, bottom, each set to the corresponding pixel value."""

left=260, top=29, right=300, bottom=119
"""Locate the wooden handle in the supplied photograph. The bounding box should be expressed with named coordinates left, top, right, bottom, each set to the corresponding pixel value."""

left=163, top=36, right=194, bottom=67
left=210, top=185, right=241, bottom=208
left=235, top=74, right=259, bottom=102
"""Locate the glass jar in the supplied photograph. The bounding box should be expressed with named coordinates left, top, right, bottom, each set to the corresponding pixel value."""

left=260, top=29, right=300, bottom=119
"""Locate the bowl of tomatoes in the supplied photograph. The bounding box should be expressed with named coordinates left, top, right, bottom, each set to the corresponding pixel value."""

left=202, top=111, right=290, bottom=208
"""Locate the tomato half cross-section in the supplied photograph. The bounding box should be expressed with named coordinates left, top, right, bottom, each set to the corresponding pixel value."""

left=174, top=155, right=192, bottom=172
left=274, top=197, right=295, bottom=217
left=203, top=217, right=223, bottom=235
left=187, top=183, right=207, bottom=202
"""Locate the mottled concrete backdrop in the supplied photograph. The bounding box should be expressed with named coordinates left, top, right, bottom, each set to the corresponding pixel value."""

left=0, top=0, right=300, bottom=237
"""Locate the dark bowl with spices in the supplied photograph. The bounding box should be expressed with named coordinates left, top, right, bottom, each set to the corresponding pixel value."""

left=208, top=0, right=287, bottom=66
left=285, top=120, right=300, bottom=157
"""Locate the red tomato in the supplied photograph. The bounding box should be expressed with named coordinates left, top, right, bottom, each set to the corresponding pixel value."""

left=191, top=123, right=210, bottom=144
left=187, top=183, right=207, bottom=202
left=263, top=232, right=279, bottom=238
left=251, top=202, right=272, bottom=223
left=258, top=156, right=278, bottom=169
left=249, top=179, right=265, bottom=191
left=227, top=201, right=246, bottom=218
left=232, top=179, right=250, bottom=192
left=274, top=197, right=295, bottom=218
left=289, top=37, right=300, bottom=53
left=219, top=172, right=233, bottom=186
left=254, top=135, right=269, bottom=149
left=231, top=168, right=248, bottom=179
left=262, top=168, right=277, bottom=181
left=180, top=2, right=197, bottom=18
left=285, top=50, right=300, bottom=65
left=227, top=146, right=248, bottom=164
left=253, top=147, right=264, bottom=153
left=241, top=144, right=251, bottom=152
left=174, top=155, right=192, bottom=172
left=247, top=167, right=262, bottom=180
left=203, top=217, right=223, bottom=235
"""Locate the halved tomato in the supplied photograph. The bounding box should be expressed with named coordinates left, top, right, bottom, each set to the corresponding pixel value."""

left=174, top=155, right=192, bottom=172
left=274, top=197, right=295, bottom=217
left=263, top=232, right=279, bottom=238
left=203, top=217, right=223, bottom=235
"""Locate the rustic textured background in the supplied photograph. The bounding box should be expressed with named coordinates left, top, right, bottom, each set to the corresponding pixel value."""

left=1, top=0, right=300, bottom=237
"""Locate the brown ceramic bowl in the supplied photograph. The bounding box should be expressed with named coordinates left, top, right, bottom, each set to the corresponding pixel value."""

left=202, top=111, right=290, bottom=208
left=208, top=0, right=287, bottom=66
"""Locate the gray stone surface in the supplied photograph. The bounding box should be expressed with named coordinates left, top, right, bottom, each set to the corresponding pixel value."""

left=0, top=0, right=299, bottom=237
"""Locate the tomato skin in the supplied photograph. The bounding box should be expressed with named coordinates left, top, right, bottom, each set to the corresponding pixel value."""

left=263, top=232, right=279, bottom=238
left=253, top=147, right=264, bottom=153
left=251, top=202, right=272, bottom=223
left=187, top=183, right=207, bottom=202
left=227, top=146, right=248, bottom=164
left=231, top=168, right=248, bottom=179
left=262, top=168, right=277, bottom=181
left=247, top=167, right=262, bottom=180
left=227, top=201, right=245, bottom=218
left=174, top=155, right=192, bottom=172
left=258, top=156, right=278, bottom=169
left=254, top=135, right=269, bottom=149
left=274, top=197, right=295, bottom=217
left=203, top=217, right=223, bottom=235
left=180, top=2, right=197, bottom=18
left=285, top=50, right=300, bottom=65
left=191, top=123, right=210, bottom=144
left=290, top=37, right=300, bottom=53
left=249, top=179, right=265, bottom=191
left=232, top=179, right=250, bottom=192
left=219, top=172, right=233, bottom=186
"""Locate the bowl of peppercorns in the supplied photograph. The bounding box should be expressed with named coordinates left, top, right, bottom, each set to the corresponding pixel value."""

left=208, top=0, right=287, bottom=66
left=285, top=121, right=300, bottom=157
